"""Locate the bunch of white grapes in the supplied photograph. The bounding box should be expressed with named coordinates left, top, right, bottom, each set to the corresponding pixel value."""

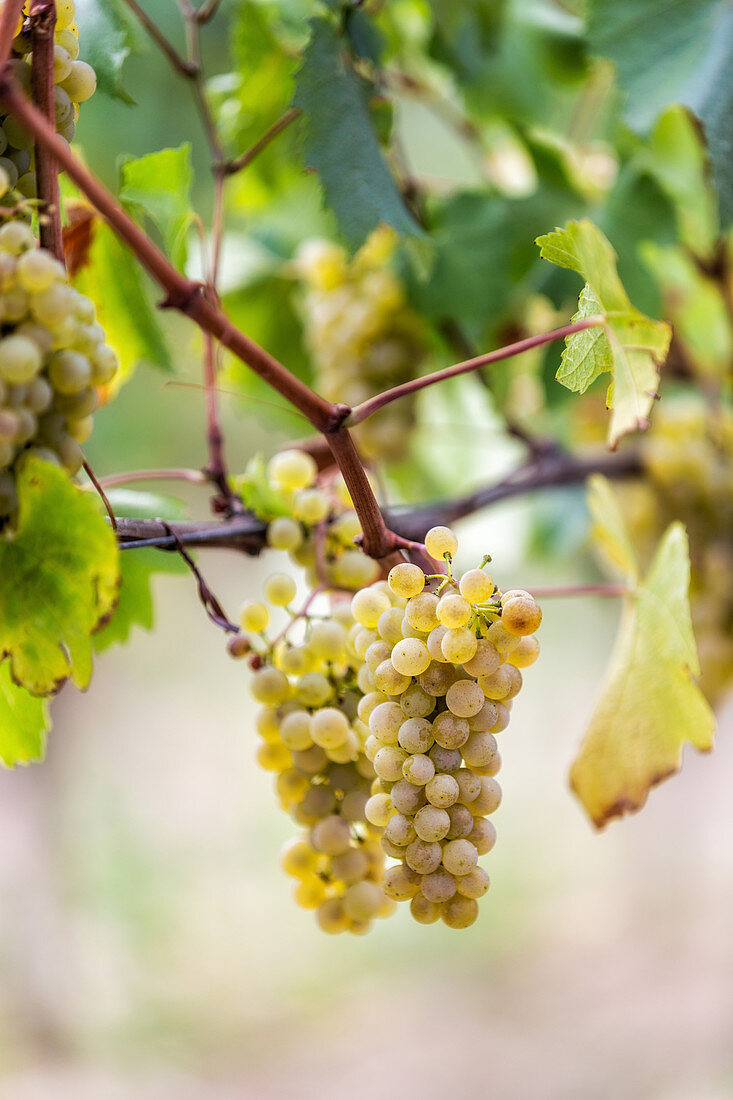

left=0, top=220, right=118, bottom=517
left=256, top=447, right=382, bottom=591
left=296, top=227, right=426, bottom=461
left=356, top=525, right=541, bottom=929
left=235, top=569, right=395, bottom=934
left=0, top=0, right=97, bottom=201
left=621, top=400, right=733, bottom=704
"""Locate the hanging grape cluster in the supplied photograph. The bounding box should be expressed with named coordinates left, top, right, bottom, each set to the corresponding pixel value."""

left=358, top=526, right=541, bottom=928
left=236, top=565, right=395, bottom=935
left=0, top=220, right=118, bottom=518
left=0, top=0, right=97, bottom=203
left=296, top=228, right=426, bottom=462
left=622, top=401, right=733, bottom=703
left=233, top=456, right=541, bottom=933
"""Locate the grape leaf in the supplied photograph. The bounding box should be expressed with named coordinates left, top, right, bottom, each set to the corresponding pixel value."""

left=647, top=106, right=718, bottom=260
left=93, top=491, right=187, bottom=653
left=0, top=459, right=119, bottom=696
left=234, top=455, right=292, bottom=521
left=536, top=219, right=671, bottom=447
left=76, top=0, right=142, bottom=104
left=120, top=145, right=194, bottom=271
left=72, top=221, right=172, bottom=390
left=587, top=0, right=733, bottom=225
left=293, top=18, right=426, bottom=256
left=570, top=476, right=715, bottom=828
left=0, top=662, right=50, bottom=768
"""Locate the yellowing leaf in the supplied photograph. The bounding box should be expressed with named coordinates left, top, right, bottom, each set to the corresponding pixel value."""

left=587, top=473, right=639, bottom=580
left=0, top=459, right=120, bottom=696
left=571, top=479, right=715, bottom=827
left=0, top=661, right=50, bottom=767
left=536, top=219, right=671, bottom=448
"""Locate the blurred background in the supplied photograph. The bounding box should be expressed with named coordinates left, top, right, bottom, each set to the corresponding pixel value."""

left=1, top=1, right=732, bottom=1097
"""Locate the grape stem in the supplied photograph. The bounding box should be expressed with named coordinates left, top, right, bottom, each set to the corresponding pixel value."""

left=112, top=447, right=641, bottom=553
left=528, top=583, right=629, bottom=599
left=0, top=0, right=25, bottom=70
left=82, top=460, right=118, bottom=531
left=28, top=0, right=64, bottom=263
left=347, top=317, right=606, bottom=426
left=96, top=468, right=210, bottom=489
left=221, top=108, right=302, bottom=175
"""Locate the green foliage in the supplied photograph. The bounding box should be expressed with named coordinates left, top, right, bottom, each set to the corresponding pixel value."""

left=78, top=0, right=142, bottom=104
left=120, top=146, right=195, bottom=271
left=293, top=17, right=426, bottom=256
left=233, top=455, right=292, bottom=521
left=571, top=477, right=715, bottom=827
left=0, top=662, right=49, bottom=768
left=93, top=491, right=187, bottom=653
left=536, top=220, right=671, bottom=447
left=72, top=222, right=172, bottom=389
left=588, top=0, right=733, bottom=224
left=0, top=460, right=119, bottom=697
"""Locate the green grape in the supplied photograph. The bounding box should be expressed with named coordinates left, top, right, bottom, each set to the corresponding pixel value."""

left=424, top=525, right=458, bottom=560
left=441, top=895, right=478, bottom=929
left=240, top=600, right=269, bottom=632
left=47, top=350, right=91, bottom=394
left=501, top=595, right=542, bottom=636
left=264, top=572, right=297, bottom=607
left=445, top=679, right=485, bottom=718
left=437, top=593, right=472, bottom=628
left=59, top=59, right=97, bottom=101
left=388, top=562, right=425, bottom=598
left=410, top=893, right=441, bottom=924
left=459, top=569, right=494, bottom=604
left=268, top=448, right=316, bottom=490
left=441, top=838, right=478, bottom=876
left=421, top=869, right=457, bottom=903
left=267, top=516, right=303, bottom=551
left=390, top=637, right=431, bottom=677
left=0, top=335, right=41, bottom=384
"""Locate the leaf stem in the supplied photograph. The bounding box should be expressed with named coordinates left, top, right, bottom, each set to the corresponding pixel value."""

left=119, top=0, right=195, bottom=77
left=97, top=468, right=209, bottom=488
left=222, top=108, right=302, bottom=175
left=348, top=317, right=606, bottom=426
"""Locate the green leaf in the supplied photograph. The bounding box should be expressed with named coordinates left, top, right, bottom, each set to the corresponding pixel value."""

left=72, top=222, right=172, bottom=390
left=76, top=0, right=142, bottom=104
left=120, top=146, right=195, bottom=271
left=0, top=459, right=120, bottom=696
left=647, top=105, right=719, bottom=259
left=640, top=242, right=733, bottom=381
left=0, top=662, right=50, bottom=768
left=570, top=477, right=715, bottom=827
left=536, top=219, right=671, bottom=447
left=93, top=491, right=187, bottom=653
left=293, top=18, right=425, bottom=253
left=234, top=455, right=292, bottom=521
left=587, top=0, right=733, bottom=225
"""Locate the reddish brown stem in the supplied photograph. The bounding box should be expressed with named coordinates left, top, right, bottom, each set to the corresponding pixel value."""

left=0, top=77, right=335, bottom=428
left=97, top=467, right=208, bottom=488
left=83, top=460, right=117, bottom=530
left=0, top=0, right=25, bottom=70
left=348, top=317, right=606, bottom=425
left=119, top=0, right=195, bottom=77
left=325, top=427, right=403, bottom=561
left=29, top=0, right=63, bottom=262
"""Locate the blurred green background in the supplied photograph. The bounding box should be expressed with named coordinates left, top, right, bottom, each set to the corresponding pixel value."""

left=1, top=2, right=732, bottom=1097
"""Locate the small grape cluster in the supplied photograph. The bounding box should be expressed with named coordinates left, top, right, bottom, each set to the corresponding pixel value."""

left=238, top=572, right=394, bottom=935
left=253, top=447, right=381, bottom=591
left=354, top=525, right=541, bottom=929
left=0, top=0, right=97, bottom=202
left=0, top=220, right=118, bottom=518
left=296, top=228, right=426, bottom=461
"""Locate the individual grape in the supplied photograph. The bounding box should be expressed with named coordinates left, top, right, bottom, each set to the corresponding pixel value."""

left=59, top=59, right=97, bottom=102
left=398, top=716, right=434, bottom=754
left=441, top=627, right=478, bottom=664
left=365, top=640, right=392, bottom=672
left=425, top=773, right=460, bottom=808
left=316, top=898, right=350, bottom=934
left=267, top=515, right=303, bottom=551
left=294, top=671, right=332, bottom=707
left=399, top=682, right=435, bottom=719
left=402, top=753, right=435, bottom=786
left=374, top=745, right=408, bottom=782
left=441, top=895, right=479, bottom=929
left=383, top=864, right=421, bottom=901
left=369, top=701, right=404, bottom=744
left=388, top=562, right=425, bottom=598
left=445, top=679, right=485, bottom=718
left=441, top=838, right=478, bottom=876
left=405, top=838, right=443, bottom=874
left=377, top=606, right=406, bottom=645
left=490, top=702, right=511, bottom=733
left=455, top=769, right=482, bottom=805
left=501, top=595, right=542, bottom=636
left=280, top=838, right=320, bottom=878
left=343, top=880, right=384, bottom=920
left=240, top=600, right=269, bottom=632
left=426, top=624, right=450, bottom=663
left=267, top=448, right=316, bottom=489
left=421, top=869, right=457, bottom=903
left=389, top=778, right=426, bottom=815
left=428, top=744, right=462, bottom=774
left=383, top=813, right=416, bottom=847
left=309, top=619, right=348, bottom=662
left=311, top=708, right=350, bottom=749
left=506, top=635, right=540, bottom=668
left=374, top=659, right=411, bottom=695
left=424, top=525, right=458, bottom=560
left=0, top=334, right=41, bottom=383
left=264, top=572, right=297, bottom=607
left=351, top=585, right=391, bottom=628
left=413, top=805, right=451, bottom=842
left=279, top=710, right=313, bottom=751
left=456, top=866, right=491, bottom=899
left=410, top=893, right=442, bottom=924
left=419, top=661, right=457, bottom=697
left=459, top=569, right=494, bottom=604
left=467, top=699, right=499, bottom=732
left=432, top=711, right=469, bottom=750
left=446, top=803, right=474, bottom=839
left=478, top=665, right=512, bottom=700
left=293, top=487, right=330, bottom=524
left=484, top=620, right=521, bottom=655
left=462, top=731, right=499, bottom=770
left=311, top=815, right=352, bottom=855
left=472, top=778, right=503, bottom=815
left=462, top=639, right=501, bottom=678
left=390, top=637, right=431, bottom=677
left=365, top=792, right=393, bottom=827
left=468, top=818, right=497, bottom=856
left=437, top=593, right=472, bottom=628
